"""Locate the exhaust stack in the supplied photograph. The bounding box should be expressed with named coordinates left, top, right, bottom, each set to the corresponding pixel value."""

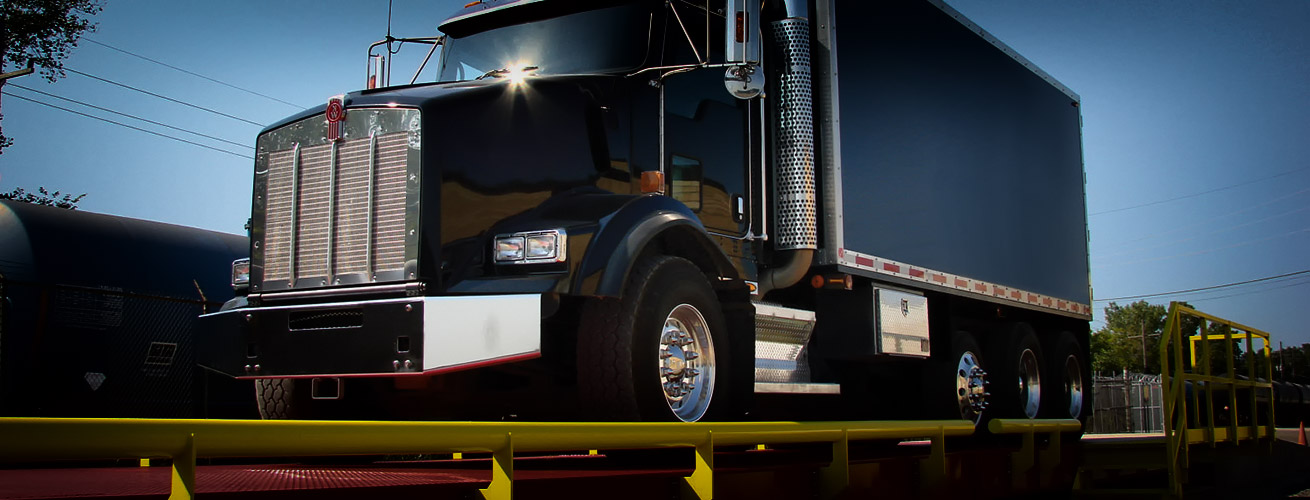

left=759, top=0, right=817, bottom=297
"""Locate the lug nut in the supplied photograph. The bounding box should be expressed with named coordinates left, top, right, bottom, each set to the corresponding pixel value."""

left=393, top=360, right=401, bottom=369
left=404, top=360, right=414, bottom=369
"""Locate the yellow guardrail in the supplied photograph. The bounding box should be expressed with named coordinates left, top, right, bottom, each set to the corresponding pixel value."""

left=988, top=418, right=1083, bottom=490
left=1159, top=302, right=1275, bottom=498
left=0, top=417, right=1010, bottom=500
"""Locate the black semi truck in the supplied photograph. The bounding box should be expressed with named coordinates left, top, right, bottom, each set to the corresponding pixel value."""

left=201, top=0, right=1091, bottom=425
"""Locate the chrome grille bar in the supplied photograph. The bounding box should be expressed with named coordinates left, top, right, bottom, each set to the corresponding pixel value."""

left=366, top=132, right=377, bottom=278
left=288, top=144, right=301, bottom=284
left=326, top=141, right=339, bottom=283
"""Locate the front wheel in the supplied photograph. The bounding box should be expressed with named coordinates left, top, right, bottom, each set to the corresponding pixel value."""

left=255, top=378, right=392, bottom=420
left=578, top=255, right=730, bottom=422
left=255, top=378, right=298, bottom=419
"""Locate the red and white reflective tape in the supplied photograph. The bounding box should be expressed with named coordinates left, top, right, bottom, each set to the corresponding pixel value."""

left=837, top=248, right=1093, bottom=319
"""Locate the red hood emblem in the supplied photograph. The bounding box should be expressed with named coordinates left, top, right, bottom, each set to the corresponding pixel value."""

left=326, top=95, right=346, bottom=141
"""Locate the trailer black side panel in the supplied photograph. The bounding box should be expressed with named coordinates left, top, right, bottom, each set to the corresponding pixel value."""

left=833, top=0, right=1089, bottom=304
left=0, top=201, right=253, bottom=418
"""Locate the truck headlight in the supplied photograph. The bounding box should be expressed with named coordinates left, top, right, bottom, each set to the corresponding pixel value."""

left=494, top=229, right=566, bottom=264
left=495, top=237, right=525, bottom=262
left=231, top=258, right=251, bottom=288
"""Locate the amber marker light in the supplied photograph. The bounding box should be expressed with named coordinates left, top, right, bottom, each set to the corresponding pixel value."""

left=640, top=171, right=665, bottom=194
left=736, top=12, right=747, bottom=43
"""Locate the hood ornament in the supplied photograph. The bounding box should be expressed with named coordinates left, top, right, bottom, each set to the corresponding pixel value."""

left=326, top=95, right=346, bottom=141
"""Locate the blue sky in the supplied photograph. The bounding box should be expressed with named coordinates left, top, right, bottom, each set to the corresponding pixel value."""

left=2, top=1, right=1307, bottom=345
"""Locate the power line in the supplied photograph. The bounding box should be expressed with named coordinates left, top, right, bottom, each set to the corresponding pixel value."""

left=1093, top=269, right=1310, bottom=302
left=1186, top=277, right=1310, bottom=304
left=1103, top=187, right=1310, bottom=249
left=3, top=91, right=252, bottom=159
left=9, top=84, right=253, bottom=150
left=82, top=37, right=304, bottom=109
left=1090, top=166, right=1310, bottom=216
left=1092, top=227, right=1310, bottom=268
left=1093, top=204, right=1310, bottom=261
left=65, top=68, right=266, bottom=127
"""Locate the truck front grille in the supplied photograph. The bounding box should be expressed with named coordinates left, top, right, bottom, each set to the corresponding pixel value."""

left=252, top=107, right=421, bottom=292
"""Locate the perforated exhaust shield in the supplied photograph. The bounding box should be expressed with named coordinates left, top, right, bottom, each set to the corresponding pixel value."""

left=771, top=18, right=818, bottom=250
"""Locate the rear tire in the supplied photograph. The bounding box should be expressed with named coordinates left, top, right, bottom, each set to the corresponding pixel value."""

left=1047, top=331, right=1090, bottom=423
left=578, top=255, right=730, bottom=422
left=990, top=324, right=1044, bottom=419
left=925, top=331, right=990, bottom=425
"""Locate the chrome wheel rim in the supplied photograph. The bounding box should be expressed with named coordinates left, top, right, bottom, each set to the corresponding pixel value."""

left=955, top=351, right=989, bottom=424
left=1018, top=348, right=1042, bottom=419
left=659, top=303, right=716, bottom=422
left=1064, top=353, right=1084, bottom=418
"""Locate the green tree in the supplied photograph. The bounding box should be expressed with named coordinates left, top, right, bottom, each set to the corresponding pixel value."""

left=0, top=0, right=103, bottom=153
left=1090, top=300, right=1209, bottom=375
left=0, top=186, right=85, bottom=209
left=1096, top=300, right=1169, bottom=374
left=1273, top=344, right=1310, bottom=383
left=1091, top=328, right=1135, bottom=374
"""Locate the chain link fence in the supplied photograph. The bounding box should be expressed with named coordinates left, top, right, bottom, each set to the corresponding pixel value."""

left=1091, top=372, right=1164, bottom=433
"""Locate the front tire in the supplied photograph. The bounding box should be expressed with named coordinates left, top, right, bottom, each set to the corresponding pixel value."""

left=256, top=378, right=300, bottom=420
left=255, top=378, right=391, bottom=420
left=578, top=255, right=730, bottom=422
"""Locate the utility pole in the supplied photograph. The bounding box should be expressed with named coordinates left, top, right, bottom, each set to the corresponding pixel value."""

left=1140, top=318, right=1147, bottom=373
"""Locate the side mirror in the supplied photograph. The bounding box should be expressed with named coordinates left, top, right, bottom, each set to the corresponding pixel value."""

left=724, top=65, right=764, bottom=99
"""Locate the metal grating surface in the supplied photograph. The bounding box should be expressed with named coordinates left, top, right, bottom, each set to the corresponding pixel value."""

left=771, top=18, right=817, bottom=250
left=754, top=303, right=817, bottom=384
left=264, top=132, right=410, bottom=285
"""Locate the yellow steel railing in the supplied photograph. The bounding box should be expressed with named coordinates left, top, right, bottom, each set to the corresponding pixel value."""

left=1159, top=302, right=1275, bottom=497
left=0, top=418, right=986, bottom=500
left=0, top=417, right=1079, bottom=500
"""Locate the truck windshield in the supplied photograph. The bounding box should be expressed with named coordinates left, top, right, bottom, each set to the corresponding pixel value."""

left=437, top=4, right=652, bottom=82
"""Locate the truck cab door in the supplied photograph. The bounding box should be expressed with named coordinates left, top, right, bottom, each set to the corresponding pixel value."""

left=662, top=69, right=754, bottom=240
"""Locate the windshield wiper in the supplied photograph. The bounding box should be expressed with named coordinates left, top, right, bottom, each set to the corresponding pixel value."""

left=475, top=65, right=540, bottom=80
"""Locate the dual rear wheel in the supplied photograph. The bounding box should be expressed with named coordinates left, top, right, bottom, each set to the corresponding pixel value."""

left=934, top=325, right=1088, bottom=426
